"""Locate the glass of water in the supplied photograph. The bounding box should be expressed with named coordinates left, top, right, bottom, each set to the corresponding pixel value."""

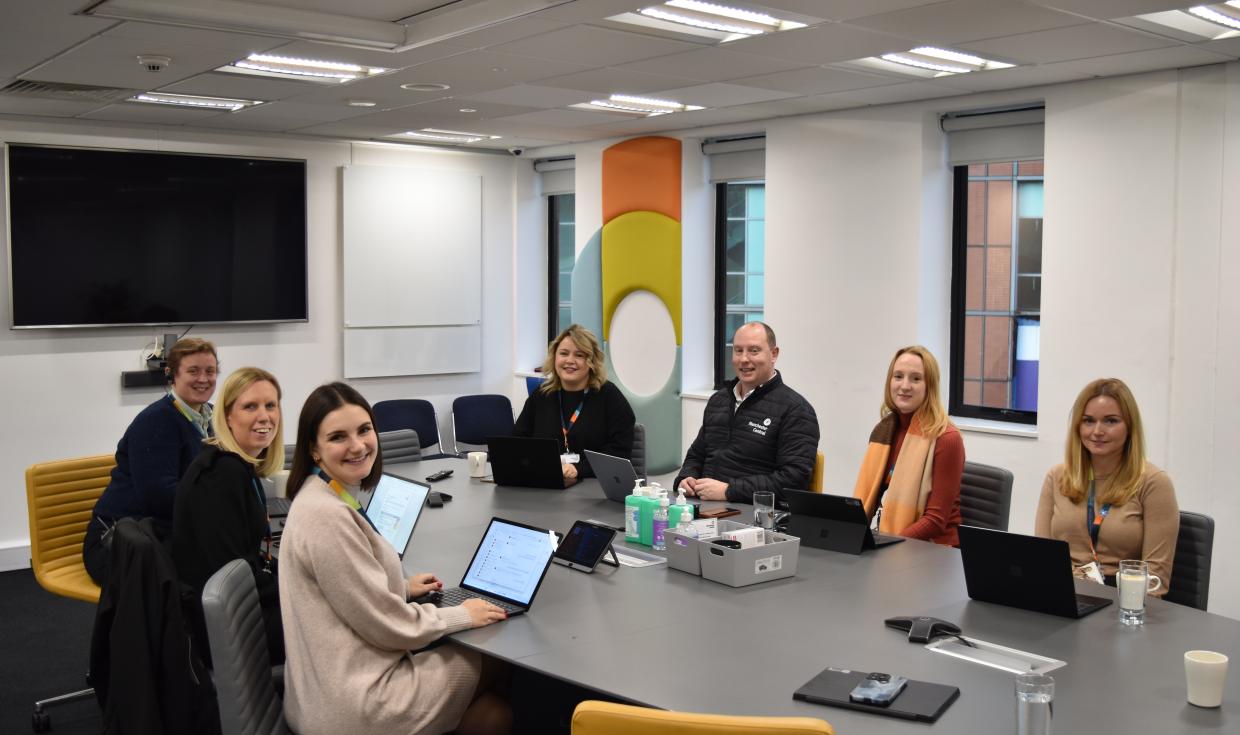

left=752, top=491, right=781, bottom=529
left=1015, top=673, right=1053, bottom=735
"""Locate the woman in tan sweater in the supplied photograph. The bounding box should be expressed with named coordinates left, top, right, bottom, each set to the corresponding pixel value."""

left=279, top=382, right=510, bottom=735
left=1035, top=378, right=1178, bottom=596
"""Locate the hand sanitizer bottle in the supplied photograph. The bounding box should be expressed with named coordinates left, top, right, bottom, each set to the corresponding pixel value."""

left=652, top=494, right=670, bottom=551
left=670, top=487, right=693, bottom=528
left=674, top=505, right=698, bottom=540
left=624, top=479, right=646, bottom=544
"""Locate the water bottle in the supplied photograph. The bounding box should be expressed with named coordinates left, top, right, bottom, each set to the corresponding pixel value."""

left=1015, top=673, right=1053, bottom=735
left=652, top=495, right=670, bottom=551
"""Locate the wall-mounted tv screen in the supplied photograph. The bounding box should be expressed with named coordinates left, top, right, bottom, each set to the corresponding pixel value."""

left=6, top=144, right=308, bottom=328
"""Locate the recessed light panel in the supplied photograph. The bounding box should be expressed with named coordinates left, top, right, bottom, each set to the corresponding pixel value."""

left=218, top=53, right=387, bottom=84
left=609, top=1, right=813, bottom=43
left=853, top=47, right=1015, bottom=78
left=400, top=128, right=501, bottom=144
left=128, top=92, right=262, bottom=111
left=571, top=93, right=705, bottom=117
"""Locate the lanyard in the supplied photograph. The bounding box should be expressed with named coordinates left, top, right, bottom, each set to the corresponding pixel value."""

left=314, top=467, right=379, bottom=533
left=1085, top=475, right=1111, bottom=557
left=170, top=395, right=211, bottom=438
left=558, top=389, right=588, bottom=454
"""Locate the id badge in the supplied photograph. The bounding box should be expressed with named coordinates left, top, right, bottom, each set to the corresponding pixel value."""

left=561, top=452, right=580, bottom=464
left=1076, top=561, right=1104, bottom=584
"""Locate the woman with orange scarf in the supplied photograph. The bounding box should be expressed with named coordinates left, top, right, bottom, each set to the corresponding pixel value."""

left=852, top=346, right=965, bottom=546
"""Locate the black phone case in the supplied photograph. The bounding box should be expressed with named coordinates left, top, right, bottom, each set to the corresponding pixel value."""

left=793, top=667, right=959, bottom=722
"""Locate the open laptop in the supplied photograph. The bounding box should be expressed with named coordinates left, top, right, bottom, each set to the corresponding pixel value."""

left=958, top=525, right=1112, bottom=619
left=782, top=489, right=905, bottom=554
left=428, top=517, right=557, bottom=616
left=583, top=450, right=641, bottom=502
left=487, top=436, right=566, bottom=489
left=362, top=473, right=432, bottom=559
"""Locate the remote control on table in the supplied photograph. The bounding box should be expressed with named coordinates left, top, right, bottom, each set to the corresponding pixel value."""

left=426, top=469, right=453, bottom=482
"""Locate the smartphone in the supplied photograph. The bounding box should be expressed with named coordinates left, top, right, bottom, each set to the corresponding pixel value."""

left=697, top=506, right=741, bottom=519
left=848, top=672, right=908, bottom=707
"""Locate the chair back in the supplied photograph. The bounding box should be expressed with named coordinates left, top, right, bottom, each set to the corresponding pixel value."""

left=571, top=700, right=834, bottom=735
left=810, top=451, right=825, bottom=493
left=282, top=444, right=294, bottom=471
left=451, top=394, right=515, bottom=453
left=631, top=423, right=647, bottom=479
left=379, top=428, right=422, bottom=463
left=1166, top=511, right=1214, bottom=611
left=202, top=560, right=288, bottom=735
left=959, top=461, right=1014, bottom=531
left=26, top=454, right=113, bottom=603
left=372, top=399, right=442, bottom=454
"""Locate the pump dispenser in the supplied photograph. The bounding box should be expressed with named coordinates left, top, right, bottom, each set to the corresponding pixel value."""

left=652, top=494, right=670, bottom=551
left=671, top=487, right=693, bottom=528
left=624, top=478, right=647, bottom=544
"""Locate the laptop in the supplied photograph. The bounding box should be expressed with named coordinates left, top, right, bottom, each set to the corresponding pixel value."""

left=583, top=450, right=641, bottom=502
left=958, top=525, right=1112, bottom=619
left=429, top=517, right=557, bottom=616
left=487, top=436, right=566, bottom=489
left=782, top=489, right=905, bottom=555
left=362, top=473, right=432, bottom=559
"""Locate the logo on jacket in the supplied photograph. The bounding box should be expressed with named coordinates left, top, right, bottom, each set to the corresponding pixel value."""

left=748, top=419, right=770, bottom=437
left=763, top=418, right=772, bottom=426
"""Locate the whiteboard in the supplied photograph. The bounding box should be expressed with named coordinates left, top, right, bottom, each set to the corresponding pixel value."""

left=344, top=326, right=481, bottom=378
left=342, top=165, right=482, bottom=327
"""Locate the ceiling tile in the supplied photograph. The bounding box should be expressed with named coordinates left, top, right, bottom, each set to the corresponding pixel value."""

left=848, top=0, right=1089, bottom=45
left=160, top=72, right=319, bottom=100
left=1042, top=44, right=1236, bottom=77
left=649, top=82, right=803, bottom=107
left=393, top=97, right=541, bottom=120
left=805, top=80, right=969, bottom=109
left=101, top=21, right=284, bottom=56
left=733, top=66, right=904, bottom=95
left=456, top=84, right=596, bottom=108
left=724, top=22, right=917, bottom=64
left=923, top=63, right=1093, bottom=92
left=25, top=35, right=276, bottom=90
left=264, top=38, right=471, bottom=68
left=1202, top=37, right=1240, bottom=58
left=537, top=67, right=702, bottom=94
left=1030, top=1, right=1194, bottom=20
left=489, top=25, right=701, bottom=66
left=79, top=101, right=230, bottom=124
left=0, top=95, right=108, bottom=117
left=495, top=108, right=632, bottom=127
left=0, top=1, right=117, bottom=78
left=255, top=1, right=444, bottom=21
left=444, top=16, right=569, bottom=49
left=534, top=0, right=678, bottom=24
left=959, top=21, right=1177, bottom=64
left=751, top=0, right=945, bottom=22
left=617, top=47, right=810, bottom=83
left=229, top=100, right=375, bottom=123
left=192, top=113, right=312, bottom=132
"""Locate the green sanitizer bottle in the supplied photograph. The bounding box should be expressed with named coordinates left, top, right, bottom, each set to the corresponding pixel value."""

left=624, top=479, right=647, bottom=544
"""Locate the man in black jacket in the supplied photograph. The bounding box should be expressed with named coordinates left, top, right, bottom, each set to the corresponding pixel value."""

left=675, top=322, right=820, bottom=503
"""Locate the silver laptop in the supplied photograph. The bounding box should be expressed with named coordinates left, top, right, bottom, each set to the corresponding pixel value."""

left=584, top=450, right=641, bottom=502
left=429, top=517, right=557, bottom=617
left=362, top=473, right=432, bottom=559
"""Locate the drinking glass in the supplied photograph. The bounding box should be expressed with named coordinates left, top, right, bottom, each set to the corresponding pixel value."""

left=752, top=491, right=788, bottom=530
left=1015, top=673, right=1053, bottom=735
left=1117, top=559, right=1162, bottom=626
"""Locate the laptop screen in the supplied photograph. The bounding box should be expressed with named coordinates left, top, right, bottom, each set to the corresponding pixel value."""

left=364, top=474, right=431, bottom=557
left=461, top=518, right=556, bottom=606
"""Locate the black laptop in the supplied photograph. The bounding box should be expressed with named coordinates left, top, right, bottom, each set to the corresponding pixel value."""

left=958, top=525, right=1111, bottom=619
left=783, top=489, right=905, bottom=554
left=427, top=517, right=557, bottom=616
left=487, top=436, right=566, bottom=489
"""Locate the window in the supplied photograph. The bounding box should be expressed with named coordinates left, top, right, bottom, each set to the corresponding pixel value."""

left=548, top=193, right=575, bottom=340
left=949, top=160, right=1044, bottom=424
left=714, top=181, right=765, bottom=387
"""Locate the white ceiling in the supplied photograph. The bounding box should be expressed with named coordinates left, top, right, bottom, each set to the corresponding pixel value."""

left=0, top=0, right=1234, bottom=152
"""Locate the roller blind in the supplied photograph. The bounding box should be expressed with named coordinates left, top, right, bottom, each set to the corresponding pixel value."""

left=943, top=107, right=1044, bottom=165
left=703, top=136, right=765, bottom=182
left=534, top=156, right=574, bottom=195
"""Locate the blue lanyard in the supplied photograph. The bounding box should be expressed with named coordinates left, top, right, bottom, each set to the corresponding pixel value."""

left=1086, top=479, right=1111, bottom=549
left=558, top=389, right=588, bottom=453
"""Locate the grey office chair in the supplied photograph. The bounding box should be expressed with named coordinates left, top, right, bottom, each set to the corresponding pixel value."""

left=631, top=423, right=647, bottom=480
left=958, top=461, right=1014, bottom=531
left=201, top=560, right=289, bottom=735
left=378, top=428, right=421, bottom=464
left=282, top=444, right=294, bottom=471
left=1166, top=511, right=1215, bottom=611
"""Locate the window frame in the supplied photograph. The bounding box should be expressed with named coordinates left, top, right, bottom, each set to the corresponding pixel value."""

left=948, top=163, right=1040, bottom=426
left=547, top=193, right=574, bottom=342
left=713, top=180, right=766, bottom=389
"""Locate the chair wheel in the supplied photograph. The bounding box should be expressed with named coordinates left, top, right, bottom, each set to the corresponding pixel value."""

left=32, top=709, right=51, bottom=733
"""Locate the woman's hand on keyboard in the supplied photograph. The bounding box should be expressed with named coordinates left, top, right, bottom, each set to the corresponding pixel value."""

left=406, top=573, right=443, bottom=599
left=462, top=598, right=507, bottom=627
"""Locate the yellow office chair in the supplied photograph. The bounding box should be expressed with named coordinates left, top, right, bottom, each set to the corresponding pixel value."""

left=571, top=700, right=835, bottom=735
left=26, top=453, right=113, bottom=732
left=810, top=451, right=825, bottom=493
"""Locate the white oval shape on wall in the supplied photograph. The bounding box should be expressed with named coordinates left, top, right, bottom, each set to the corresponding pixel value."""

left=608, top=289, right=676, bottom=397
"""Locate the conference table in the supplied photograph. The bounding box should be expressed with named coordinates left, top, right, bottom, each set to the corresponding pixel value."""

left=388, top=457, right=1237, bottom=733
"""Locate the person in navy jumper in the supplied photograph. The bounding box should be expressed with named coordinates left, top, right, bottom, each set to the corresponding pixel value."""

left=83, top=338, right=218, bottom=585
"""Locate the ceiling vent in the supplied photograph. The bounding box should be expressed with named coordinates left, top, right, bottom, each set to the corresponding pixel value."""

left=0, top=80, right=136, bottom=103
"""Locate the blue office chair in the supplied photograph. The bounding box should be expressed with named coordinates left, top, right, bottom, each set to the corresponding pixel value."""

left=372, top=399, right=450, bottom=459
left=451, top=394, right=515, bottom=455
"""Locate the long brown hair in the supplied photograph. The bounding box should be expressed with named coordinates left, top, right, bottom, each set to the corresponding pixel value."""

left=287, top=382, right=383, bottom=499
left=1059, top=378, right=1147, bottom=505
left=880, top=345, right=951, bottom=438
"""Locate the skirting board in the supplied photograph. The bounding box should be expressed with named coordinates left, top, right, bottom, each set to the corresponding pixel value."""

left=0, top=541, right=31, bottom=572
left=344, top=325, right=481, bottom=378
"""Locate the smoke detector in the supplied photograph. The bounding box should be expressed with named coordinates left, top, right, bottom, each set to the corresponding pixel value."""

left=137, top=55, right=172, bottom=73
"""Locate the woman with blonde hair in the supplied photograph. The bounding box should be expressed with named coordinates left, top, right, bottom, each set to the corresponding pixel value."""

left=852, top=346, right=965, bottom=546
left=514, top=324, right=635, bottom=486
left=173, top=366, right=286, bottom=662
left=1035, top=378, right=1178, bottom=595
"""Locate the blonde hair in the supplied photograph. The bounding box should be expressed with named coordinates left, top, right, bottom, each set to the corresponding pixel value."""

left=540, top=324, right=608, bottom=393
left=209, top=367, right=285, bottom=477
left=1060, top=378, right=1147, bottom=505
left=881, top=345, right=952, bottom=439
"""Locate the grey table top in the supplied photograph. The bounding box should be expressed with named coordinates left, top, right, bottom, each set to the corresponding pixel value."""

left=390, top=458, right=1238, bottom=733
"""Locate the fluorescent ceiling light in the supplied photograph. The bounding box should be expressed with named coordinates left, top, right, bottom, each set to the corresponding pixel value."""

left=129, top=92, right=261, bottom=111
left=403, top=128, right=501, bottom=144
left=873, top=47, right=1015, bottom=77
left=1122, top=5, right=1240, bottom=40
left=219, top=53, right=387, bottom=83
left=611, top=1, right=809, bottom=43
left=572, top=93, right=705, bottom=117
left=1187, top=3, right=1240, bottom=31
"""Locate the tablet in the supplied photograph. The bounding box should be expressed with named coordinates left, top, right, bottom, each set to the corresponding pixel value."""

left=553, top=521, right=618, bottom=573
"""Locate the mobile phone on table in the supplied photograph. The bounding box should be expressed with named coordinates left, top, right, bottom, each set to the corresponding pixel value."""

left=849, top=672, right=908, bottom=706
left=697, top=506, right=741, bottom=519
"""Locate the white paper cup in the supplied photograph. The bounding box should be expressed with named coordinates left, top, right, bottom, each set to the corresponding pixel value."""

left=268, top=470, right=290, bottom=498
left=467, top=451, right=488, bottom=478
left=1185, top=650, right=1229, bottom=708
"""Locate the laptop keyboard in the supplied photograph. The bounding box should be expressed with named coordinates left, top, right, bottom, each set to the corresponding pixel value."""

left=437, top=587, right=523, bottom=615
left=267, top=497, right=291, bottom=517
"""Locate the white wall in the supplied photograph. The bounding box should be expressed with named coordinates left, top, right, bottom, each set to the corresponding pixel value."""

left=0, top=119, right=518, bottom=566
